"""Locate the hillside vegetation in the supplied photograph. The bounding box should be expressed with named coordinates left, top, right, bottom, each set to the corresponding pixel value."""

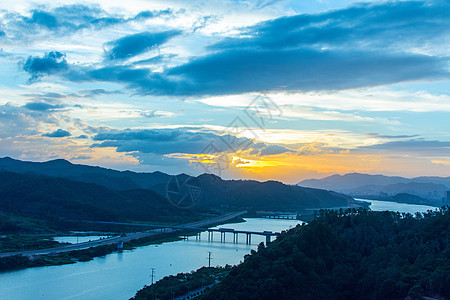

left=0, top=171, right=200, bottom=233
left=202, top=208, right=450, bottom=300
left=0, top=157, right=360, bottom=213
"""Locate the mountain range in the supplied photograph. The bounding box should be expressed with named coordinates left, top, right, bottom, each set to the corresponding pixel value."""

left=298, top=173, right=450, bottom=206
left=0, top=157, right=361, bottom=230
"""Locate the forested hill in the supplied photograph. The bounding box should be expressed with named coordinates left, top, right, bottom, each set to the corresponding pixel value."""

left=0, top=157, right=171, bottom=190
left=0, top=171, right=199, bottom=230
left=194, top=174, right=356, bottom=210
left=0, top=157, right=361, bottom=211
left=202, top=208, right=450, bottom=300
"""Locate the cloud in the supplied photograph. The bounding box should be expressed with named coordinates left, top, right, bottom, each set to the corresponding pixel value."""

left=90, top=127, right=293, bottom=157
left=0, top=104, right=38, bottom=138
left=365, top=133, right=419, bottom=139
left=1, top=5, right=176, bottom=40
left=71, top=155, right=92, bottom=160
left=70, top=89, right=122, bottom=98
left=162, top=49, right=447, bottom=95
left=259, top=144, right=294, bottom=156
left=0, top=104, right=59, bottom=138
left=27, top=10, right=59, bottom=29
left=140, top=110, right=176, bottom=118
left=132, top=9, right=174, bottom=21
left=357, top=140, right=450, bottom=157
left=211, top=0, right=450, bottom=52
left=24, top=102, right=64, bottom=111
left=23, top=92, right=67, bottom=102
left=105, top=30, right=181, bottom=60
left=91, top=128, right=228, bottom=154
left=42, top=129, right=71, bottom=138
left=75, top=135, right=89, bottom=139
left=133, top=54, right=178, bottom=66
left=39, top=48, right=447, bottom=97
left=22, top=51, right=68, bottom=81
left=17, top=1, right=450, bottom=97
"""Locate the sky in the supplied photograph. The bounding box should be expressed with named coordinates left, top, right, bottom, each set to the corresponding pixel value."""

left=0, top=0, right=449, bottom=183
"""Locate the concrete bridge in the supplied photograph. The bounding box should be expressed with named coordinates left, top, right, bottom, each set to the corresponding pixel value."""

left=86, top=215, right=280, bottom=245
left=180, top=227, right=280, bottom=245
left=103, top=223, right=280, bottom=245
left=0, top=211, right=252, bottom=258
left=195, top=228, right=280, bottom=245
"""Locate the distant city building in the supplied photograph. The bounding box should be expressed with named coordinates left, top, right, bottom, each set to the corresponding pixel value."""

left=447, top=191, right=450, bottom=203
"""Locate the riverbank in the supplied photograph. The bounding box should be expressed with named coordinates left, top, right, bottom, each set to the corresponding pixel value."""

left=131, top=266, right=231, bottom=300
left=0, top=214, right=246, bottom=273
left=0, top=218, right=304, bottom=299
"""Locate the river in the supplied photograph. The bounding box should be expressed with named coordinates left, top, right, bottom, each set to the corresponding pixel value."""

left=357, top=199, right=438, bottom=214
left=0, top=218, right=301, bottom=300
left=0, top=200, right=439, bottom=300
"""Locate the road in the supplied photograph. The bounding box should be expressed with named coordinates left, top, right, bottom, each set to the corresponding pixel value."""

left=0, top=211, right=247, bottom=258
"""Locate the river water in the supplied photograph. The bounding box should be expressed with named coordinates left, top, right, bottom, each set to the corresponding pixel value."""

left=0, top=218, right=301, bottom=300
left=357, top=199, right=438, bottom=214
left=0, top=200, right=438, bottom=300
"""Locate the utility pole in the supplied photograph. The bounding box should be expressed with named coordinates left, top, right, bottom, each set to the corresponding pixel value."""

left=207, top=251, right=213, bottom=268
left=150, top=268, right=155, bottom=285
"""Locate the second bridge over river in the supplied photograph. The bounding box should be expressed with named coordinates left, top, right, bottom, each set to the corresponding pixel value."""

left=179, top=227, right=280, bottom=245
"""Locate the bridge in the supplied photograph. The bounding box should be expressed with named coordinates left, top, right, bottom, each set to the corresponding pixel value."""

left=183, top=228, right=280, bottom=245
left=89, top=220, right=280, bottom=245
left=0, top=211, right=280, bottom=258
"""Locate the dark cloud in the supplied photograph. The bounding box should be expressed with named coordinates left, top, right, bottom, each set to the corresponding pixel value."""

left=105, top=30, right=181, bottom=60
left=23, top=102, right=64, bottom=111
left=22, top=92, right=67, bottom=102
left=164, top=49, right=447, bottom=95
left=133, top=9, right=174, bottom=21
left=70, top=89, right=123, bottom=98
left=42, top=129, right=71, bottom=138
left=357, top=140, right=450, bottom=157
left=192, top=15, right=217, bottom=32
left=259, top=144, right=294, bottom=156
left=27, top=10, right=59, bottom=29
left=22, top=51, right=68, bottom=81
left=1, top=5, right=176, bottom=39
left=90, top=128, right=291, bottom=157
left=211, top=1, right=450, bottom=51
left=19, top=1, right=450, bottom=96
left=133, top=54, right=178, bottom=66
left=366, top=133, right=419, bottom=139
left=76, top=135, right=89, bottom=139
left=92, top=128, right=221, bottom=154
left=67, top=48, right=447, bottom=96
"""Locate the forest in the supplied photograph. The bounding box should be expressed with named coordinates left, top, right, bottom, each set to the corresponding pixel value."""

left=200, top=207, right=449, bottom=300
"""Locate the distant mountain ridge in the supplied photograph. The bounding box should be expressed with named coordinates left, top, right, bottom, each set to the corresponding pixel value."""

left=0, top=157, right=171, bottom=190
left=0, top=171, right=199, bottom=233
left=298, top=173, right=450, bottom=206
left=0, top=157, right=361, bottom=213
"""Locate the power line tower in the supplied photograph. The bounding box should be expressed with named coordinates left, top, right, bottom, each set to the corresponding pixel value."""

left=207, top=251, right=213, bottom=268
left=150, top=268, right=155, bottom=285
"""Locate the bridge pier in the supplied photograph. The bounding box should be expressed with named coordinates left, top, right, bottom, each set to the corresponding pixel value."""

left=246, top=233, right=252, bottom=244
left=220, top=232, right=226, bottom=243
left=266, top=235, right=271, bottom=244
